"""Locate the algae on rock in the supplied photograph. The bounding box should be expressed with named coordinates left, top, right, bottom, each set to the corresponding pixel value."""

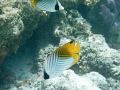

left=0, top=0, right=49, bottom=64
left=84, top=0, right=100, bottom=6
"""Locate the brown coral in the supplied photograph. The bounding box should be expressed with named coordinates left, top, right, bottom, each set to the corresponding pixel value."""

left=0, top=46, right=8, bottom=65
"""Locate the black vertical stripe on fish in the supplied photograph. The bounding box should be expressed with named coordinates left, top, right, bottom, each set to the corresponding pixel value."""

left=55, top=2, right=59, bottom=10
left=44, top=71, right=49, bottom=79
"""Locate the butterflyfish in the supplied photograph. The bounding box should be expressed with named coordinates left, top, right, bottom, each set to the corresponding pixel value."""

left=38, top=40, right=81, bottom=81
left=29, top=0, right=64, bottom=12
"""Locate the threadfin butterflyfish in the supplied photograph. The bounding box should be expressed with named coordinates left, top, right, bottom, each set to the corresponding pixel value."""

left=29, top=0, right=64, bottom=12
left=38, top=40, right=81, bottom=81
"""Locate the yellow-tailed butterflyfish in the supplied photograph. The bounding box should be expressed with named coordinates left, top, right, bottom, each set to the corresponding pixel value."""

left=29, top=0, right=64, bottom=12
left=38, top=40, right=81, bottom=81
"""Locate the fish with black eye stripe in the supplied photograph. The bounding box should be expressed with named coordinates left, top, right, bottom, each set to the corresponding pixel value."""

left=37, top=40, right=81, bottom=81
left=29, top=0, right=64, bottom=12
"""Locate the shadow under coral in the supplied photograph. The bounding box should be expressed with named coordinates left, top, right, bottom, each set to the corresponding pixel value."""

left=0, top=30, right=38, bottom=87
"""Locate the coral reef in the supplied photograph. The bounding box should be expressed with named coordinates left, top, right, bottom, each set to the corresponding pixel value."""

left=37, top=70, right=107, bottom=90
left=80, top=34, right=120, bottom=79
left=88, top=0, right=120, bottom=49
left=84, top=0, right=100, bottom=6
left=0, top=0, right=120, bottom=90
left=0, top=0, right=49, bottom=64
left=36, top=7, right=120, bottom=89
left=60, top=0, right=103, bottom=10
left=0, top=46, right=8, bottom=64
left=2, top=70, right=106, bottom=90
left=60, top=0, right=82, bottom=9
left=100, top=0, right=120, bottom=33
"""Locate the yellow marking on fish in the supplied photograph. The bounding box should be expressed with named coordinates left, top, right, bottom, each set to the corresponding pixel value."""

left=37, top=40, right=81, bottom=80
left=71, top=42, right=81, bottom=66
left=29, top=0, right=41, bottom=9
left=55, top=40, right=81, bottom=67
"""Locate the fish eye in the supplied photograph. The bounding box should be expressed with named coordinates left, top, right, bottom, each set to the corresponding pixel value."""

left=76, top=53, right=81, bottom=55
left=70, top=40, right=74, bottom=44
left=55, top=3, right=59, bottom=10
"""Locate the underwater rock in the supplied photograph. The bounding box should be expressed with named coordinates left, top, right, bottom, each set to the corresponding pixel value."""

left=0, top=67, right=16, bottom=86
left=16, top=70, right=107, bottom=90
left=53, top=9, right=91, bottom=37
left=79, top=34, right=120, bottom=79
left=39, top=70, right=107, bottom=90
left=99, top=0, right=120, bottom=33
left=102, top=78, right=120, bottom=90
left=87, top=0, right=120, bottom=49
left=35, top=7, right=120, bottom=89
left=0, top=0, right=49, bottom=64
left=61, top=0, right=102, bottom=7
left=60, top=0, right=82, bottom=10
left=35, top=9, right=91, bottom=50
left=84, top=0, right=101, bottom=6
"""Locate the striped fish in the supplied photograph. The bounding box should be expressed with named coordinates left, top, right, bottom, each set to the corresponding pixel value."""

left=38, top=40, right=81, bottom=81
left=29, top=0, right=64, bottom=12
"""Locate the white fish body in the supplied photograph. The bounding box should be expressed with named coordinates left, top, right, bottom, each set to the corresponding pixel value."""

left=44, top=53, right=75, bottom=78
left=30, top=0, right=64, bottom=12
left=38, top=40, right=81, bottom=81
